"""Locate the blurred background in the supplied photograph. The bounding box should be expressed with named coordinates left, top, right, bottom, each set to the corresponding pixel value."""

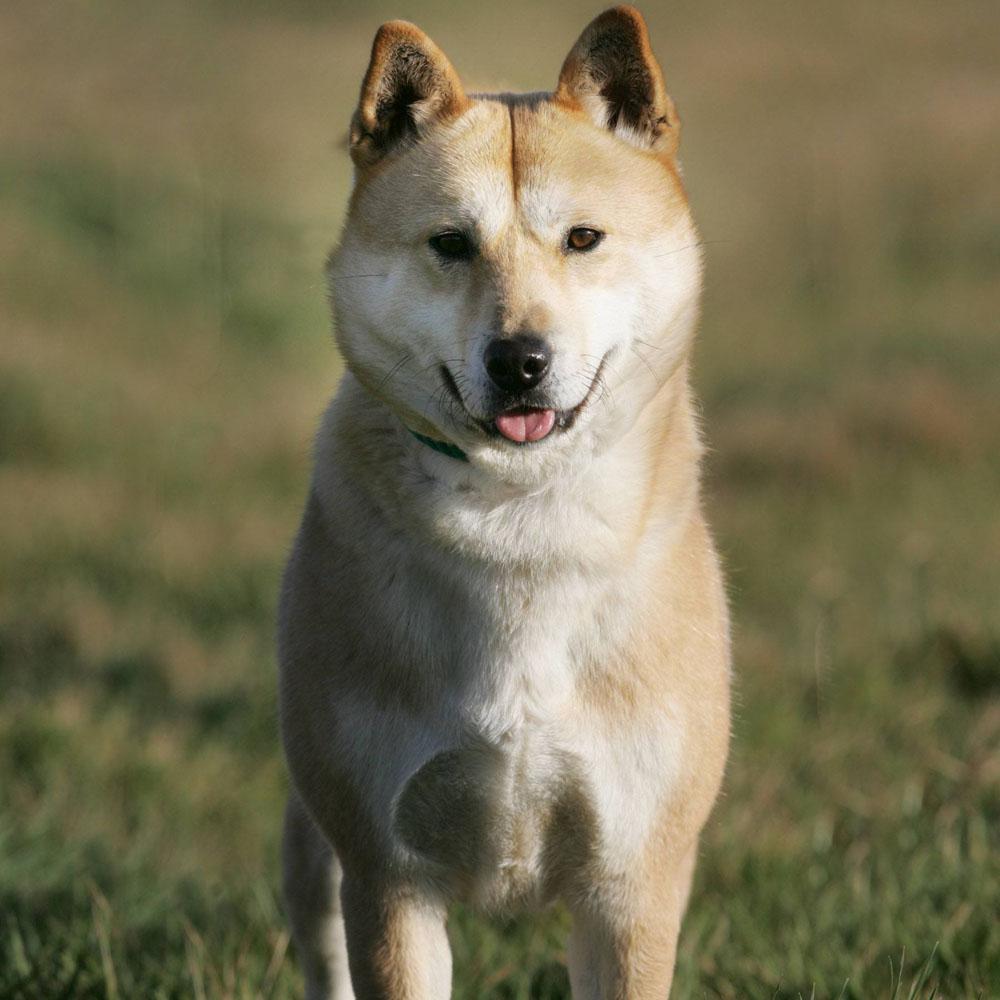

left=1, top=1, right=998, bottom=996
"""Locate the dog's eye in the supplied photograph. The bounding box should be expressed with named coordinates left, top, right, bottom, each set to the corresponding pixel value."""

left=429, top=231, right=474, bottom=261
left=566, top=227, right=603, bottom=252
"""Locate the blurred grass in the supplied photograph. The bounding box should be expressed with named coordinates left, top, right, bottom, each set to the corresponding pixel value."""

left=1, top=0, right=998, bottom=996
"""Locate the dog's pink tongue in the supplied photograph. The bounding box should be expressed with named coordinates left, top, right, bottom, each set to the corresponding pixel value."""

left=495, top=408, right=556, bottom=443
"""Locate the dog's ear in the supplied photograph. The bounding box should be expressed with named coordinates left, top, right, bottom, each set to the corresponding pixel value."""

left=350, top=21, right=467, bottom=168
left=555, top=6, right=679, bottom=155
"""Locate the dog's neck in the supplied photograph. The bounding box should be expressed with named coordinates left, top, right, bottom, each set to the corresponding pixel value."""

left=314, top=363, right=702, bottom=577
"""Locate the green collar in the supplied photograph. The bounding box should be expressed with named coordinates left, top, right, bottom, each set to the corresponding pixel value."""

left=408, top=429, right=469, bottom=463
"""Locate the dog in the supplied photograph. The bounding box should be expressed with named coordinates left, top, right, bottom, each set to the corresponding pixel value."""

left=278, top=6, right=731, bottom=997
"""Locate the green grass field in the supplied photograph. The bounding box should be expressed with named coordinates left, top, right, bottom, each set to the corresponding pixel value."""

left=1, top=0, right=998, bottom=996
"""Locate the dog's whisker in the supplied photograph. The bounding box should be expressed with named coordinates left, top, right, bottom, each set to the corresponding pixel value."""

left=649, top=238, right=731, bottom=260
left=375, top=353, right=414, bottom=395
left=629, top=343, right=659, bottom=384
left=633, top=337, right=664, bottom=353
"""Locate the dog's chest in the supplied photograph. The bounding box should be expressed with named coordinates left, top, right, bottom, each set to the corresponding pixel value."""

left=380, top=591, right=599, bottom=905
left=392, top=708, right=591, bottom=907
left=341, top=556, right=679, bottom=907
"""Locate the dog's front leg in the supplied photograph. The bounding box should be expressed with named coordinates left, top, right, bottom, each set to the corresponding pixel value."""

left=340, top=876, right=452, bottom=1000
left=566, top=844, right=697, bottom=999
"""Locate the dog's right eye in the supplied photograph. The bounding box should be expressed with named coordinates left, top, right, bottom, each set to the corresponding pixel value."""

left=429, top=231, right=474, bottom=261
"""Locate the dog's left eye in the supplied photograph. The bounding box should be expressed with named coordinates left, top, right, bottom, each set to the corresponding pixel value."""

left=429, top=231, right=474, bottom=261
left=566, top=227, right=603, bottom=252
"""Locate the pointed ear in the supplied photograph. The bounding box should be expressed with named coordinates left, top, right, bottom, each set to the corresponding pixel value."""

left=555, top=6, right=679, bottom=155
left=350, top=21, right=468, bottom=168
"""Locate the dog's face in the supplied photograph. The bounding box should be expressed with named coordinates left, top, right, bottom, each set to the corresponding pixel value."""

left=330, top=8, right=702, bottom=483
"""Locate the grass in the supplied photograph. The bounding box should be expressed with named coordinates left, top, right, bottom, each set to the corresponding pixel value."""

left=1, top=0, right=998, bottom=996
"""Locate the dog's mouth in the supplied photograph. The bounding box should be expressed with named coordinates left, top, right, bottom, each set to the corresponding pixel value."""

left=440, top=353, right=609, bottom=446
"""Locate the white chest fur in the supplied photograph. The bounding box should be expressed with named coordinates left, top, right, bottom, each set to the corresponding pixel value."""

left=324, top=551, right=685, bottom=909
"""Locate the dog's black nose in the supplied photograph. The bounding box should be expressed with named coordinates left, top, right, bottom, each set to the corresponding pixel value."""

left=484, top=335, right=552, bottom=393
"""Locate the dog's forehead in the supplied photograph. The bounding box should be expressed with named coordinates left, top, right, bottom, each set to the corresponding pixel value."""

left=353, top=97, right=683, bottom=241
left=446, top=99, right=677, bottom=225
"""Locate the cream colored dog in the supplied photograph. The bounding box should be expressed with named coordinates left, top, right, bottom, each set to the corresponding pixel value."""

left=279, top=7, right=730, bottom=997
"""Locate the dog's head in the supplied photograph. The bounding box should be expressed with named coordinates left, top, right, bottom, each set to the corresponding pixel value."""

left=330, top=6, right=702, bottom=483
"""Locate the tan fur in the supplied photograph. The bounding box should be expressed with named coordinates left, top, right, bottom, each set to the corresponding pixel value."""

left=280, top=7, right=730, bottom=997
